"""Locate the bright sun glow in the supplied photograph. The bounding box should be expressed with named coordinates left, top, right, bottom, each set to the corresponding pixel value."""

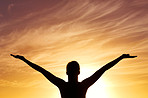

left=86, top=79, right=109, bottom=98
left=79, top=67, right=109, bottom=98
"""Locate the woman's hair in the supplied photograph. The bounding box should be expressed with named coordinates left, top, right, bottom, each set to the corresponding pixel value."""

left=66, top=61, right=80, bottom=75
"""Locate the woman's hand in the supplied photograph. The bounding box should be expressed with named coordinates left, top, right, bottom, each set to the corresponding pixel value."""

left=121, top=54, right=137, bottom=58
left=10, top=54, right=25, bottom=60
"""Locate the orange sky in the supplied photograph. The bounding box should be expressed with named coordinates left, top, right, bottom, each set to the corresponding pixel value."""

left=0, top=0, right=148, bottom=98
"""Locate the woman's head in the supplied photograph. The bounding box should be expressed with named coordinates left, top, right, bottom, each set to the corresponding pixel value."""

left=66, top=61, right=80, bottom=76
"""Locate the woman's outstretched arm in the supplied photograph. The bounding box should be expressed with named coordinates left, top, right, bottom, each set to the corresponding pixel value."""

left=99, top=54, right=137, bottom=71
left=10, top=54, right=65, bottom=87
left=82, top=54, right=137, bottom=88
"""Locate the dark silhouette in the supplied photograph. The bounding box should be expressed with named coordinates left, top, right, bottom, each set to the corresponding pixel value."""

left=10, top=54, right=137, bottom=98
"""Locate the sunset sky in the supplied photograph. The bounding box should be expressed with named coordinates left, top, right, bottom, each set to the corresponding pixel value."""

left=0, top=0, right=148, bottom=98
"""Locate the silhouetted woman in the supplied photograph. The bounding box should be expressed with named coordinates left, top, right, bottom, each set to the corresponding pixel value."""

left=11, top=54, right=137, bottom=98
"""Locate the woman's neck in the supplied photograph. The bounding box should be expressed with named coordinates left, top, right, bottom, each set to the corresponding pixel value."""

left=68, top=75, right=78, bottom=83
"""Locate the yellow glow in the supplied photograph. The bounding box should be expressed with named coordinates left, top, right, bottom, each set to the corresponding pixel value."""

left=86, top=79, right=109, bottom=98
left=79, top=66, right=109, bottom=98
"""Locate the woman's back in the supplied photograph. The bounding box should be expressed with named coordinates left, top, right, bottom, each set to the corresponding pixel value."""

left=59, top=82, right=88, bottom=98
